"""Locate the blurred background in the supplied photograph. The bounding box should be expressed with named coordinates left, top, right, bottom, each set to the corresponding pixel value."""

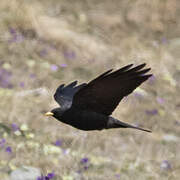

left=0, top=0, right=180, bottom=179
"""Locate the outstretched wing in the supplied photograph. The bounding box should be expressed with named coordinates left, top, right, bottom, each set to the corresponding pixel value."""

left=72, top=63, right=152, bottom=115
left=54, top=81, right=86, bottom=109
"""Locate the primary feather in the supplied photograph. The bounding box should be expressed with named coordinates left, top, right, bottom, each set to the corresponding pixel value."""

left=72, top=63, right=152, bottom=115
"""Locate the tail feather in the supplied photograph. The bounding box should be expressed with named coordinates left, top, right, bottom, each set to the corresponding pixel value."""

left=107, top=117, right=151, bottom=133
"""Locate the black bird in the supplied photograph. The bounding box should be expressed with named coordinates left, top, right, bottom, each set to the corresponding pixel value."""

left=45, top=63, right=152, bottom=132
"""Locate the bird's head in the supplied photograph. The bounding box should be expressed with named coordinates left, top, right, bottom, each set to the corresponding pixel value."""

left=45, top=108, right=64, bottom=119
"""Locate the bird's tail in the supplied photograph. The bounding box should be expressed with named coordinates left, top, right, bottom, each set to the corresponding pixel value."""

left=107, top=117, right=151, bottom=133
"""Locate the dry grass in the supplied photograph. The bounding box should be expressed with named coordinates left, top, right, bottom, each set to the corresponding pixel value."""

left=0, top=0, right=180, bottom=179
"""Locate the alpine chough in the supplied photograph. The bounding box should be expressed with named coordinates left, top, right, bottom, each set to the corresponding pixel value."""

left=45, top=63, right=152, bottom=132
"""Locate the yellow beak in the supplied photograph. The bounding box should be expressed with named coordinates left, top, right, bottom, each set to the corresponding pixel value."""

left=45, top=112, right=54, bottom=116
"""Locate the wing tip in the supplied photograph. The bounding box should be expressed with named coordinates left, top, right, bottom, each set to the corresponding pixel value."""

left=146, top=74, right=153, bottom=78
left=67, top=81, right=78, bottom=87
left=59, top=84, right=65, bottom=89
left=137, top=63, right=146, bottom=69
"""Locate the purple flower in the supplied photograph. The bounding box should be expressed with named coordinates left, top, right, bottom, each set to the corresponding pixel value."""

left=115, top=174, right=121, bottom=179
left=81, top=157, right=89, bottom=164
left=0, top=138, right=6, bottom=147
left=160, top=160, right=172, bottom=171
left=5, top=146, right=12, bottom=153
left=29, top=73, right=36, bottom=79
left=145, top=109, right=158, bottom=116
left=79, top=157, right=91, bottom=171
left=0, top=68, right=13, bottom=89
left=174, top=120, right=180, bottom=126
left=19, top=82, right=25, bottom=88
left=46, top=172, right=55, bottom=179
left=60, top=63, right=67, bottom=68
left=156, top=97, right=165, bottom=105
left=76, top=170, right=81, bottom=174
left=54, top=140, right=62, bottom=146
left=39, top=49, right=48, bottom=57
left=63, top=149, right=69, bottom=155
left=63, top=50, right=76, bottom=59
left=134, top=92, right=143, bottom=98
left=9, top=34, right=24, bottom=43
left=37, top=172, right=55, bottom=180
left=50, top=64, right=59, bottom=72
left=8, top=28, right=24, bottom=43
left=11, top=123, right=19, bottom=131
left=161, top=37, right=168, bottom=44
left=83, top=165, right=89, bottom=170
left=37, top=176, right=44, bottom=180
left=9, top=27, right=16, bottom=35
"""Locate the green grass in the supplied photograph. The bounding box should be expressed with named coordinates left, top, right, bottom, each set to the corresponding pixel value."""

left=0, top=0, right=180, bottom=179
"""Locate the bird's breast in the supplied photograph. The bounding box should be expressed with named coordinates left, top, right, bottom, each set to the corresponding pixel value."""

left=61, top=107, right=108, bottom=131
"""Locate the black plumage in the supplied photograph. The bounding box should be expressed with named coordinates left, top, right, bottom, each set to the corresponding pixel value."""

left=45, top=63, right=152, bottom=132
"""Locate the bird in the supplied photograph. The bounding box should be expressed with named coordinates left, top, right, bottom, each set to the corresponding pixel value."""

left=45, top=63, right=152, bottom=132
